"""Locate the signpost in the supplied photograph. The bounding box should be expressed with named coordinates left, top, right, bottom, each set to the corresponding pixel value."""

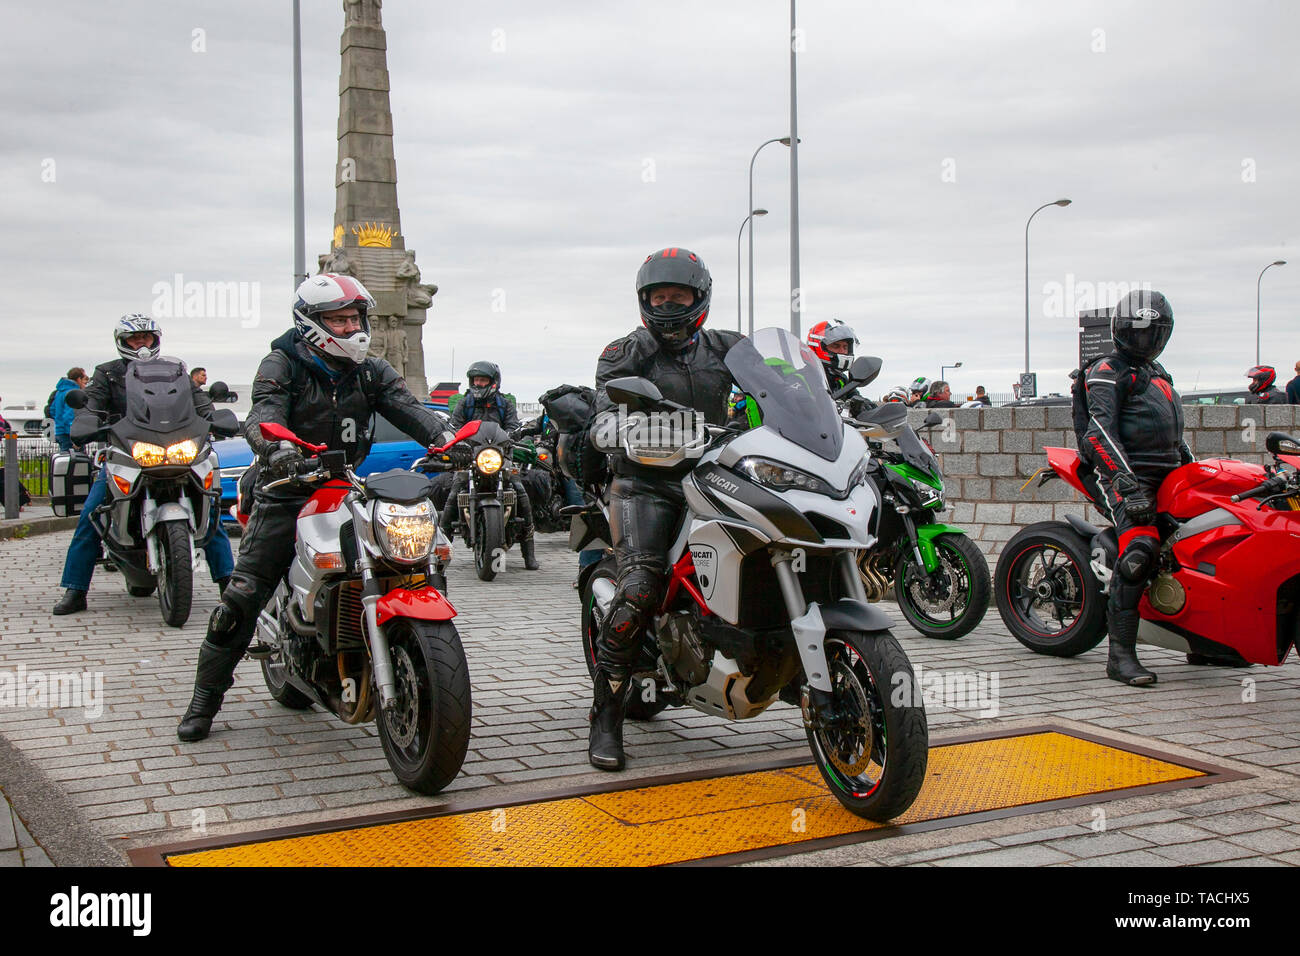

left=1019, top=373, right=1037, bottom=399
left=1079, top=308, right=1112, bottom=367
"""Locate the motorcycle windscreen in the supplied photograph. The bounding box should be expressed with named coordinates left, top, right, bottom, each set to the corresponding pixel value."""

left=121, top=358, right=202, bottom=435
left=726, top=327, right=843, bottom=462
left=471, top=421, right=510, bottom=446
left=897, top=425, right=940, bottom=475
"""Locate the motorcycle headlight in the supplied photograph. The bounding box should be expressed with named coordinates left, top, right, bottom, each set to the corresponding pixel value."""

left=909, top=475, right=944, bottom=506
left=735, top=456, right=837, bottom=496
left=847, top=453, right=873, bottom=491
left=131, top=442, right=166, bottom=467
left=166, top=439, right=199, bottom=464
left=475, top=448, right=503, bottom=474
left=375, top=500, right=437, bottom=563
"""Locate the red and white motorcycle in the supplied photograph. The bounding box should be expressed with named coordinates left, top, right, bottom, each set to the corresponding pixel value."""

left=251, top=422, right=470, bottom=794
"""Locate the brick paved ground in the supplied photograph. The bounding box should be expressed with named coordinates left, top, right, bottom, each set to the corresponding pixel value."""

left=2, top=527, right=1299, bottom=866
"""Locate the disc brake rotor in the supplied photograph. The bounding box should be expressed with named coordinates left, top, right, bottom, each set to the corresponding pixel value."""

left=824, top=658, right=874, bottom=777
left=907, top=550, right=960, bottom=614
left=385, top=644, right=420, bottom=748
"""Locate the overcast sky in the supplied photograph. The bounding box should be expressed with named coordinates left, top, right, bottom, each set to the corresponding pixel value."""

left=3, top=0, right=1297, bottom=410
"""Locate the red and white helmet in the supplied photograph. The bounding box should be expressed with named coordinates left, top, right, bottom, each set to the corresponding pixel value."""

left=807, top=319, right=858, bottom=371
left=293, top=273, right=376, bottom=365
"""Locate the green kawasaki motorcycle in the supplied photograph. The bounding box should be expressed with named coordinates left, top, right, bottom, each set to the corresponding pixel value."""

left=850, top=401, right=990, bottom=639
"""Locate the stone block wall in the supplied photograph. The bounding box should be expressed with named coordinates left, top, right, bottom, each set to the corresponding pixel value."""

left=903, top=404, right=1300, bottom=562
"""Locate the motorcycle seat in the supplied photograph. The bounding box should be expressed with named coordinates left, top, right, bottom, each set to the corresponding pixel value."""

left=363, top=469, right=436, bottom=504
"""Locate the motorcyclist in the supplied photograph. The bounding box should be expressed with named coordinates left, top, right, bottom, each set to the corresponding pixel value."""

left=1246, top=366, right=1287, bottom=404
left=807, top=320, right=872, bottom=416
left=433, top=361, right=540, bottom=570
left=52, top=316, right=235, bottom=615
left=882, top=385, right=911, bottom=404
left=1081, top=289, right=1193, bottom=685
left=514, top=409, right=585, bottom=511
left=586, top=246, right=742, bottom=771
left=176, top=274, right=452, bottom=742
left=908, top=376, right=930, bottom=407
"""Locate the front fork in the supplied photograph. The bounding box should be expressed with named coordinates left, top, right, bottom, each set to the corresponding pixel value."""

left=353, top=538, right=400, bottom=713
left=771, top=548, right=866, bottom=711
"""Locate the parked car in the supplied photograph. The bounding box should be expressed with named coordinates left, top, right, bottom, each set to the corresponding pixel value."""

left=214, top=404, right=449, bottom=527
left=1181, top=389, right=1256, bottom=406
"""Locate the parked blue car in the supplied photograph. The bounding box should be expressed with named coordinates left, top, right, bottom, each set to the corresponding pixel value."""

left=214, top=404, right=449, bottom=526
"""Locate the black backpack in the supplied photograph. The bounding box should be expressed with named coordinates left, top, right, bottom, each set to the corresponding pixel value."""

left=43, top=389, right=57, bottom=419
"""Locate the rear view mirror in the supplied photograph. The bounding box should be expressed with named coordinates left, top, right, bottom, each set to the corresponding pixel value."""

left=923, top=412, right=943, bottom=428
left=1265, top=432, right=1300, bottom=457
left=65, top=388, right=87, bottom=410
left=208, top=381, right=235, bottom=403
left=605, top=376, right=665, bottom=413
left=849, top=356, right=883, bottom=387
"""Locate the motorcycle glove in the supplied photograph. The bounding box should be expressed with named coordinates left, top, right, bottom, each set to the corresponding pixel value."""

left=1112, top=472, right=1156, bottom=525
left=267, top=445, right=303, bottom=481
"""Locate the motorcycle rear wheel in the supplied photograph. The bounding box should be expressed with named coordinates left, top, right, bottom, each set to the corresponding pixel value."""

left=894, top=533, right=990, bottom=640
left=994, top=522, right=1107, bottom=657
left=473, top=507, right=504, bottom=582
left=579, top=556, right=668, bottom=720
left=156, top=520, right=193, bottom=628
left=375, top=619, right=472, bottom=795
left=806, top=629, right=928, bottom=821
left=127, top=582, right=156, bottom=597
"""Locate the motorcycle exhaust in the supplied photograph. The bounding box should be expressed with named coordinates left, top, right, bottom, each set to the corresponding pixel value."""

left=591, top=576, right=617, bottom=620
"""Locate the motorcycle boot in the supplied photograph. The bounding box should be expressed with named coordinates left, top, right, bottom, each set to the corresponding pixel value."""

left=520, top=535, right=540, bottom=571
left=588, top=672, right=631, bottom=770
left=1105, top=608, right=1157, bottom=686
left=177, top=635, right=246, bottom=742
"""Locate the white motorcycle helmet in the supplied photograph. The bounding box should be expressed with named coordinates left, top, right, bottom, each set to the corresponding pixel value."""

left=115, top=314, right=163, bottom=362
left=293, top=273, right=376, bottom=365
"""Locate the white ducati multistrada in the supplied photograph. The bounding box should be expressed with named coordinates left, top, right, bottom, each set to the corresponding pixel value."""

left=580, top=327, right=928, bottom=821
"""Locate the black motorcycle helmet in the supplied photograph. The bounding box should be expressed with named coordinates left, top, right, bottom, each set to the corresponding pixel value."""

left=636, top=247, right=712, bottom=351
left=466, top=360, right=501, bottom=404
left=1111, top=289, right=1174, bottom=365
left=1247, top=365, right=1277, bottom=394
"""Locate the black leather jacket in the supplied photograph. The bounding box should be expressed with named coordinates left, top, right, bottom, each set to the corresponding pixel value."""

left=1082, top=354, right=1192, bottom=481
left=593, top=328, right=743, bottom=479
left=1249, top=387, right=1287, bottom=405
left=245, top=330, right=447, bottom=467
left=84, top=358, right=214, bottom=427
left=450, top=391, right=521, bottom=432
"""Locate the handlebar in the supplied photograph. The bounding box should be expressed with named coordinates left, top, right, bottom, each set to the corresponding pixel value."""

left=1230, top=473, right=1290, bottom=503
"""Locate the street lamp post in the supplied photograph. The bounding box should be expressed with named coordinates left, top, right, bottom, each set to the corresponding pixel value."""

left=941, top=362, right=963, bottom=384
left=1024, top=198, right=1071, bottom=374
left=737, top=210, right=768, bottom=332
left=748, top=137, right=796, bottom=337
left=292, top=0, right=306, bottom=287
left=1256, top=260, right=1287, bottom=365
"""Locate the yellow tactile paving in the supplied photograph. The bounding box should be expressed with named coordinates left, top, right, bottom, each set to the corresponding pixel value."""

left=166, top=732, right=1208, bottom=867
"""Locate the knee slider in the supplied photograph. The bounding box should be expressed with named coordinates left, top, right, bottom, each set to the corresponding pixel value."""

left=206, top=601, right=245, bottom=645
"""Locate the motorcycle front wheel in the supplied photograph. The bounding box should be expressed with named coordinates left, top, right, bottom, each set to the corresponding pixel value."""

left=894, top=533, right=990, bottom=640
left=473, top=506, right=504, bottom=582
left=579, top=556, right=667, bottom=720
left=156, top=520, right=193, bottom=628
left=375, top=619, right=472, bottom=795
left=806, top=629, right=928, bottom=821
left=994, top=522, right=1108, bottom=657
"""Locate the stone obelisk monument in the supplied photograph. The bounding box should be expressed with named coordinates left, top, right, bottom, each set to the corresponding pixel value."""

left=318, top=0, right=435, bottom=398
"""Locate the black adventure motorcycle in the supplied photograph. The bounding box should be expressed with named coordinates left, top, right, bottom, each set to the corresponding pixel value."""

left=67, top=358, right=240, bottom=626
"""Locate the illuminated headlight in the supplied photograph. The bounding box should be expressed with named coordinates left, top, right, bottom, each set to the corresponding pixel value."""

left=375, top=500, right=436, bottom=563
left=166, top=440, right=199, bottom=464
left=475, top=448, right=503, bottom=474
left=131, top=442, right=166, bottom=466
left=735, top=457, right=837, bottom=496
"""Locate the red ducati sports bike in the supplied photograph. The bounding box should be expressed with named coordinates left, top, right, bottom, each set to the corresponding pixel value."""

left=995, top=432, right=1300, bottom=667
